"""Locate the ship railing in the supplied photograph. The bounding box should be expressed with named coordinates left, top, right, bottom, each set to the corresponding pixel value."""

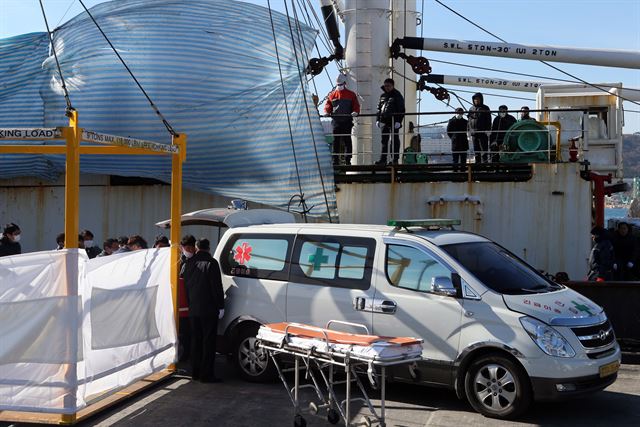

left=321, top=109, right=587, bottom=168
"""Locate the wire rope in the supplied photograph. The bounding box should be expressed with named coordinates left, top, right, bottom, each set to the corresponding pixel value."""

left=266, top=0, right=307, bottom=222
left=38, top=0, right=74, bottom=114
left=284, top=0, right=334, bottom=222
left=77, top=0, right=178, bottom=136
left=433, top=0, right=640, bottom=107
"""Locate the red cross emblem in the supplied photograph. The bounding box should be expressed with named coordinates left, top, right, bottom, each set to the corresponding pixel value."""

left=234, top=242, right=252, bottom=265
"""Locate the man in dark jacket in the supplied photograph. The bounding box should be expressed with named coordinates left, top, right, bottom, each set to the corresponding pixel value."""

left=375, top=78, right=405, bottom=165
left=588, top=226, right=615, bottom=281
left=519, top=106, right=537, bottom=121
left=447, top=108, right=469, bottom=171
left=180, top=236, right=225, bottom=382
left=612, top=222, right=638, bottom=280
left=467, top=92, right=491, bottom=164
left=490, top=105, right=517, bottom=162
left=0, top=223, right=21, bottom=257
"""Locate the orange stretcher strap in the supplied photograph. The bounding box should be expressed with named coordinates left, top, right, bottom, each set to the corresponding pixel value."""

left=265, top=322, right=421, bottom=346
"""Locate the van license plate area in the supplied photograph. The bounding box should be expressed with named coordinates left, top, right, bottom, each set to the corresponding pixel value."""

left=599, top=361, right=619, bottom=378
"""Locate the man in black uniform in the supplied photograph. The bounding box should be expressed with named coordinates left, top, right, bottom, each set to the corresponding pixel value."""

left=446, top=108, right=469, bottom=171
left=490, top=105, right=517, bottom=162
left=180, top=236, right=225, bottom=382
left=467, top=92, right=491, bottom=164
left=375, top=78, right=405, bottom=165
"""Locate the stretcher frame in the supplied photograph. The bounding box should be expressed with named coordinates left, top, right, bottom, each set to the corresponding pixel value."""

left=257, top=321, right=423, bottom=427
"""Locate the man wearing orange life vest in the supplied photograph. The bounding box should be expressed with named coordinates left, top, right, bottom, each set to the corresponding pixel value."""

left=324, top=74, right=360, bottom=165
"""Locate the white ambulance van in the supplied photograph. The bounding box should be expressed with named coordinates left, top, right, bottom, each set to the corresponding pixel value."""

left=215, top=219, right=620, bottom=419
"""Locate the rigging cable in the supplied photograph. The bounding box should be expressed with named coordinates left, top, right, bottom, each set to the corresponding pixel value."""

left=434, top=0, right=640, bottom=107
left=266, top=0, right=308, bottom=222
left=284, top=0, right=334, bottom=222
left=77, top=0, right=178, bottom=136
left=55, top=0, right=77, bottom=28
left=429, top=58, right=640, bottom=93
left=298, top=0, right=338, bottom=90
left=38, top=0, right=74, bottom=115
left=417, top=0, right=425, bottom=126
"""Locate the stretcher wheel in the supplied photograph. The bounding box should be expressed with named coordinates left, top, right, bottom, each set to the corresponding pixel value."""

left=293, top=414, right=307, bottom=427
left=308, top=401, right=318, bottom=415
left=360, top=415, right=373, bottom=427
left=327, top=408, right=340, bottom=425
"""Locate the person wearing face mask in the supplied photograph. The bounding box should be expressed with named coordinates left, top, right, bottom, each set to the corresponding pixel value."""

left=180, top=236, right=225, bottom=383
left=446, top=107, right=469, bottom=171
left=324, top=74, right=360, bottom=166
left=80, top=229, right=101, bottom=258
left=490, top=105, right=517, bottom=162
left=0, top=223, right=21, bottom=257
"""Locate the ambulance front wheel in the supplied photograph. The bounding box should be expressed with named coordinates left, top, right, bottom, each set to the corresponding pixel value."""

left=233, top=323, right=276, bottom=382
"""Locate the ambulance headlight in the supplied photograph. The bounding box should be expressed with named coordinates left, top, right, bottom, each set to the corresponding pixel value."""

left=520, top=317, right=575, bottom=358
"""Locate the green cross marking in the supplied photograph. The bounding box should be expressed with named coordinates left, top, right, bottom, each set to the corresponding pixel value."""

left=572, top=300, right=594, bottom=316
left=308, top=248, right=329, bottom=271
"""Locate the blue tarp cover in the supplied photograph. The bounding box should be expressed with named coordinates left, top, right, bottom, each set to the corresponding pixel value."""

left=0, top=0, right=336, bottom=219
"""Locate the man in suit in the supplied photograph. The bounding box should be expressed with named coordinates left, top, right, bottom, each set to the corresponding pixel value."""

left=180, top=236, right=225, bottom=382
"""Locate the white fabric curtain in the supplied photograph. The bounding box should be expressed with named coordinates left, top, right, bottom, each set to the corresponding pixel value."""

left=0, top=248, right=176, bottom=413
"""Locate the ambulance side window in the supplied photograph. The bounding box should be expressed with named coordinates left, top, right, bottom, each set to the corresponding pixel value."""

left=386, top=244, right=451, bottom=292
left=290, top=235, right=375, bottom=289
left=220, top=233, right=293, bottom=281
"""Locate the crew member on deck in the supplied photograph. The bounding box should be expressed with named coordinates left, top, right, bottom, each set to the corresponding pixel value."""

left=467, top=92, right=491, bottom=164
left=519, top=106, right=536, bottom=121
left=375, top=78, right=405, bottom=165
left=447, top=108, right=469, bottom=171
left=490, top=105, right=517, bottom=162
left=324, top=74, right=360, bottom=166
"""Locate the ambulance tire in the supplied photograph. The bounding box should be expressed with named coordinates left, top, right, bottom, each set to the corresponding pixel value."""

left=233, top=323, right=276, bottom=382
left=464, top=353, right=531, bottom=419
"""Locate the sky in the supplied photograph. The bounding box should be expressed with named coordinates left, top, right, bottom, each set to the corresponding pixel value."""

left=1, top=0, right=639, bottom=133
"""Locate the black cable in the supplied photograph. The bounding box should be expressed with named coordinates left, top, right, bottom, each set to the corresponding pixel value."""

left=284, top=0, right=334, bottom=222
left=298, top=0, right=342, bottom=113
left=304, top=0, right=344, bottom=69
left=434, top=0, right=640, bottom=107
left=266, top=0, right=307, bottom=222
left=39, top=0, right=74, bottom=115
left=417, top=0, right=425, bottom=125
left=77, top=0, right=178, bottom=136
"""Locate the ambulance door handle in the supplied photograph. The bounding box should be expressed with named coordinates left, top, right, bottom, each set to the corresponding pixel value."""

left=352, top=297, right=366, bottom=311
left=373, top=299, right=397, bottom=314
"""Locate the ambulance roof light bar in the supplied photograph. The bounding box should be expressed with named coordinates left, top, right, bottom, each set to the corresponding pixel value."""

left=387, top=219, right=461, bottom=232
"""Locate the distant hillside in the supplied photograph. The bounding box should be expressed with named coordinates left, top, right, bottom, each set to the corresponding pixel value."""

left=623, top=133, right=640, bottom=178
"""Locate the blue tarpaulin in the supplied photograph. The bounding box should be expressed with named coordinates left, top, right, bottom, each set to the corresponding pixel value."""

left=0, top=0, right=337, bottom=220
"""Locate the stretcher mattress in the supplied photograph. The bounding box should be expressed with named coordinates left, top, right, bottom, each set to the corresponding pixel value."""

left=257, top=323, right=423, bottom=361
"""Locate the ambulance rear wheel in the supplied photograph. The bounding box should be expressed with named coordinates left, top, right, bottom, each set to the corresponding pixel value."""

left=233, top=323, right=276, bottom=382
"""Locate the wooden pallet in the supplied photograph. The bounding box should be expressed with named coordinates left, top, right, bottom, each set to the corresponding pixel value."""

left=0, top=370, right=173, bottom=425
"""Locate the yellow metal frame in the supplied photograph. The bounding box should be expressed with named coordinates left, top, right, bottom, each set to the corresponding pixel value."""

left=539, top=116, right=562, bottom=161
left=0, top=113, right=185, bottom=424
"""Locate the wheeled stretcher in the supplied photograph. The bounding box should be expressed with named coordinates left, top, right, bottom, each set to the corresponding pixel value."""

left=256, top=321, right=423, bottom=427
